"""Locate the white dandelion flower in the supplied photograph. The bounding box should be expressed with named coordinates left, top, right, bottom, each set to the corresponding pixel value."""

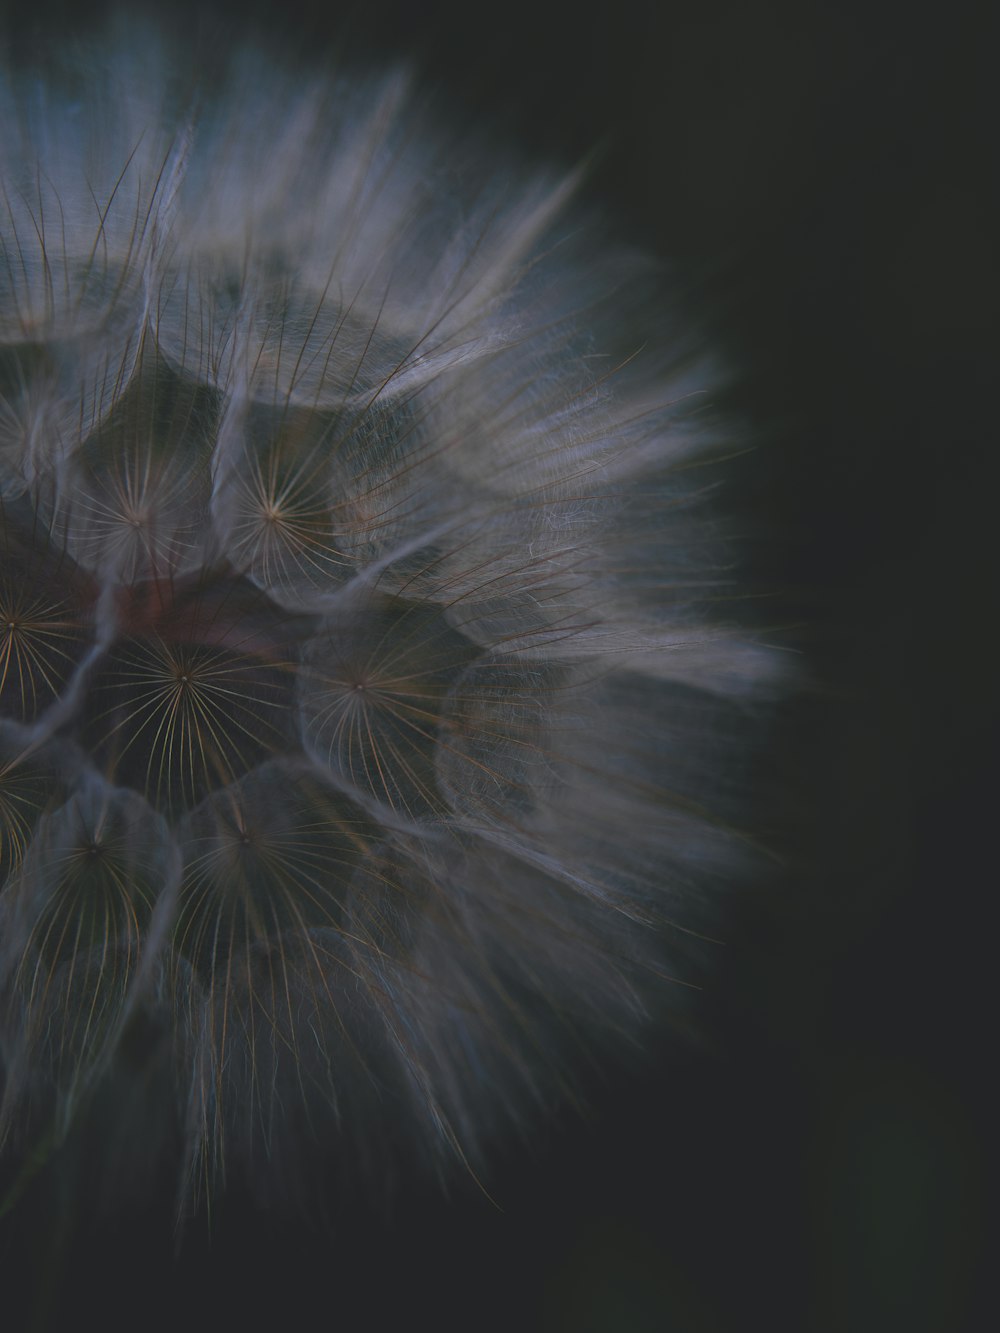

left=0, top=17, right=782, bottom=1217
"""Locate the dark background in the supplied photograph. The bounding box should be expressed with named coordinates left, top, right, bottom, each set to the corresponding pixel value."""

left=1, top=1, right=993, bottom=1329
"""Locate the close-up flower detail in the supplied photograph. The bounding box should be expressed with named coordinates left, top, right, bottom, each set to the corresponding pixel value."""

left=0, top=18, right=779, bottom=1215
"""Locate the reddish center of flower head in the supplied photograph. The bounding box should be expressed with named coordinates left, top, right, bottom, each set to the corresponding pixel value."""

left=111, top=568, right=294, bottom=660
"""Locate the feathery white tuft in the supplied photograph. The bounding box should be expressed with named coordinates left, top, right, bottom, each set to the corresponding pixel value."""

left=0, top=19, right=782, bottom=1215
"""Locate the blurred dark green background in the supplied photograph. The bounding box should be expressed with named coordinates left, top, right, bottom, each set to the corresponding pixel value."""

left=0, top=1, right=992, bottom=1329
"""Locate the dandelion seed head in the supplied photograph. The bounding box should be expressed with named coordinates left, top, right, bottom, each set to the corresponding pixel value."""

left=0, top=16, right=783, bottom=1215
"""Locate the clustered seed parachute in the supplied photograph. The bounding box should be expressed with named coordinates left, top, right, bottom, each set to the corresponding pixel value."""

left=0, top=19, right=779, bottom=1212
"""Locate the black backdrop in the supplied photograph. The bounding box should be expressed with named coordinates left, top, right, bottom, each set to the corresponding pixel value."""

left=0, top=2, right=992, bottom=1329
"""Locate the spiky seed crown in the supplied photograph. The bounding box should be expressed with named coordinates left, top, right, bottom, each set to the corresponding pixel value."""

left=0, top=22, right=779, bottom=1212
